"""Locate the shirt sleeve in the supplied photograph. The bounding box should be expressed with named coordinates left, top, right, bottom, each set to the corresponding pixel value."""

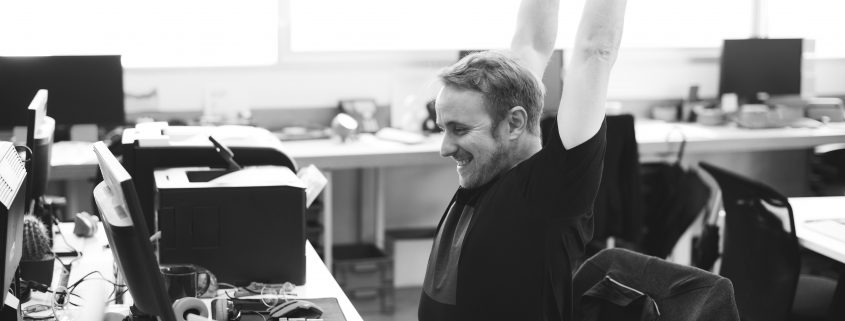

left=524, top=118, right=607, bottom=221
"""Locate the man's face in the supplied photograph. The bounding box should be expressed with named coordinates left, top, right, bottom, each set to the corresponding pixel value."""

left=436, top=86, right=511, bottom=188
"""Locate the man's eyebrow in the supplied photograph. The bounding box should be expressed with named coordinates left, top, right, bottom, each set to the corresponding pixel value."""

left=437, top=121, right=465, bottom=129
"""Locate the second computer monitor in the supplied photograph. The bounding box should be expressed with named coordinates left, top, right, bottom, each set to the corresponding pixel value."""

left=719, top=38, right=803, bottom=104
left=92, top=142, right=177, bottom=321
left=24, top=90, right=54, bottom=214
left=0, top=55, right=125, bottom=131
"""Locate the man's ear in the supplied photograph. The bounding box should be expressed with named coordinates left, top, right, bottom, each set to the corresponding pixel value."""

left=507, top=106, right=528, bottom=140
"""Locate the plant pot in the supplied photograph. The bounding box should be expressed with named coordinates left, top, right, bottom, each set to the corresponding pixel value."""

left=19, top=257, right=55, bottom=286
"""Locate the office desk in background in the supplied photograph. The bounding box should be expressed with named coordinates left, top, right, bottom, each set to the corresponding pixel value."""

left=789, top=196, right=845, bottom=321
left=49, top=121, right=845, bottom=267
left=23, top=222, right=363, bottom=321
left=791, top=196, right=845, bottom=264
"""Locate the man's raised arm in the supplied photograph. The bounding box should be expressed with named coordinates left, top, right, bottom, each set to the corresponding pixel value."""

left=558, top=0, right=627, bottom=149
left=510, top=0, right=560, bottom=81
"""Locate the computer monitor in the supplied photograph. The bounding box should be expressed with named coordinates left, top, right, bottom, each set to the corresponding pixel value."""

left=1, top=142, right=27, bottom=311
left=23, top=90, right=54, bottom=216
left=92, top=142, right=177, bottom=321
left=718, top=38, right=803, bottom=104
left=458, top=49, right=565, bottom=116
left=0, top=55, right=125, bottom=134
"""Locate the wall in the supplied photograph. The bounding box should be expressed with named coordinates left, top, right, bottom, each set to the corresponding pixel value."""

left=124, top=50, right=845, bottom=113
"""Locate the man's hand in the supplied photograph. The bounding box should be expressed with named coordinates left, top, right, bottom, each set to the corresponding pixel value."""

left=510, top=0, right=560, bottom=82
left=558, top=0, right=627, bottom=149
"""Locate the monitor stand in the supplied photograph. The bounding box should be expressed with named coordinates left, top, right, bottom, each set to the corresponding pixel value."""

left=123, top=305, right=160, bottom=321
left=2, top=277, right=23, bottom=321
left=0, top=304, right=22, bottom=321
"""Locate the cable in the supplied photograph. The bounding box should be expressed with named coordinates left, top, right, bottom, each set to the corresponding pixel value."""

left=52, top=214, right=82, bottom=259
left=14, top=145, right=33, bottom=163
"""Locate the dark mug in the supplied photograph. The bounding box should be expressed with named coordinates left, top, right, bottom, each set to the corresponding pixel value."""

left=160, top=264, right=217, bottom=301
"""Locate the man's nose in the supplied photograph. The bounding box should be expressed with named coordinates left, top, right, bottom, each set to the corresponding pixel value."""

left=440, top=136, right=456, bottom=158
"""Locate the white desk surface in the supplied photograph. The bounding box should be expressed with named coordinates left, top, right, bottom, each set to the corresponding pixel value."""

left=281, top=133, right=448, bottom=169
left=283, top=121, right=845, bottom=169
left=49, top=120, right=845, bottom=175
left=635, top=120, right=845, bottom=156
left=25, top=223, right=362, bottom=321
left=789, top=196, right=845, bottom=264
left=50, top=141, right=99, bottom=179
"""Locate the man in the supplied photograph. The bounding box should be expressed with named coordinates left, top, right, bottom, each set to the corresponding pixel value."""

left=419, top=0, right=626, bottom=320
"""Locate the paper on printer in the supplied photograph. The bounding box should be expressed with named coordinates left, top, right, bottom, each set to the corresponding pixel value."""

left=214, top=165, right=327, bottom=208
left=155, top=165, right=326, bottom=208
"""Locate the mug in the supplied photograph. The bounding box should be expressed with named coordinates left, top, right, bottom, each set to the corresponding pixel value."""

left=160, top=264, right=217, bottom=301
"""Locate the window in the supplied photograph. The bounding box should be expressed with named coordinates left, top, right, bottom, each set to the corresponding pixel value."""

left=289, top=0, right=754, bottom=52
left=0, top=0, right=278, bottom=68
left=766, top=0, right=845, bottom=58
left=290, top=0, right=522, bottom=51
left=622, top=0, right=753, bottom=48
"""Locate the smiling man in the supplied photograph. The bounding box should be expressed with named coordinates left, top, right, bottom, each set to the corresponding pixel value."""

left=419, top=0, right=627, bottom=320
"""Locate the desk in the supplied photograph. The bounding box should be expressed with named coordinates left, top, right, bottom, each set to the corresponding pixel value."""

left=789, top=196, right=845, bottom=321
left=21, top=223, right=362, bottom=321
left=50, top=141, right=99, bottom=217
left=790, top=196, right=845, bottom=264
left=635, top=120, right=845, bottom=158
left=49, top=121, right=845, bottom=268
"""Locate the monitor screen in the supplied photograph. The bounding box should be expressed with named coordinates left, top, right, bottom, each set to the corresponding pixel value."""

left=458, top=49, right=564, bottom=116
left=92, top=142, right=176, bottom=321
left=1, top=142, right=27, bottom=310
left=24, top=90, right=53, bottom=215
left=719, top=39, right=803, bottom=104
left=0, top=55, right=125, bottom=128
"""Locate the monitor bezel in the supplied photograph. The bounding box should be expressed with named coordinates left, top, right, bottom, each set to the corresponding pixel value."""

left=92, top=142, right=176, bottom=321
left=1, top=143, right=27, bottom=311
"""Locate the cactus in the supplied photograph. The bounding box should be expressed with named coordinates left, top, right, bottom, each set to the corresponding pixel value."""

left=22, top=214, right=53, bottom=261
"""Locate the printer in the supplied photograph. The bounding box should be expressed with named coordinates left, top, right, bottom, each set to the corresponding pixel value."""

left=154, top=166, right=305, bottom=285
left=121, top=123, right=297, bottom=234
left=120, top=123, right=305, bottom=285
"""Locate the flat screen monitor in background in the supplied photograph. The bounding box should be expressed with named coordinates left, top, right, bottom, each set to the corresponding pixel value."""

left=719, top=38, right=803, bottom=105
left=0, top=55, right=125, bottom=138
left=1, top=142, right=27, bottom=312
left=458, top=49, right=565, bottom=116
left=24, top=90, right=54, bottom=215
left=92, top=142, right=176, bottom=321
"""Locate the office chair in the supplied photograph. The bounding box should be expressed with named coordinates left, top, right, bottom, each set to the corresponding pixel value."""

left=809, top=143, right=845, bottom=196
left=639, top=134, right=710, bottom=259
left=573, top=248, right=740, bottom=321
left=698, top=162, right=835, bottom=321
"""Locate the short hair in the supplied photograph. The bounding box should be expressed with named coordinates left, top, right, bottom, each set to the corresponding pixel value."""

left=438, top=50, right=544, bottom=135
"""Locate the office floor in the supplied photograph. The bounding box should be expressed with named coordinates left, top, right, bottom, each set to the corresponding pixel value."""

left=355, top=287, right=421, bottom=321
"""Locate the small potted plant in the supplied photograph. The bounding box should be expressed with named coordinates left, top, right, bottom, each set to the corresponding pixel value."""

left=19, top=214, right=54, bottom=288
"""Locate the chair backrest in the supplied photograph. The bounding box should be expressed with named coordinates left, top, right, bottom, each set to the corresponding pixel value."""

left=810, top=143, right=845, bottom=195
left=573, top=248, right=740, bottom=321
left=698, top=162, right=800, bottom=321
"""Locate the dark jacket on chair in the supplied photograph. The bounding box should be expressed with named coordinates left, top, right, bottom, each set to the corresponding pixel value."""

left=573, top=248, right=740, bottom=321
